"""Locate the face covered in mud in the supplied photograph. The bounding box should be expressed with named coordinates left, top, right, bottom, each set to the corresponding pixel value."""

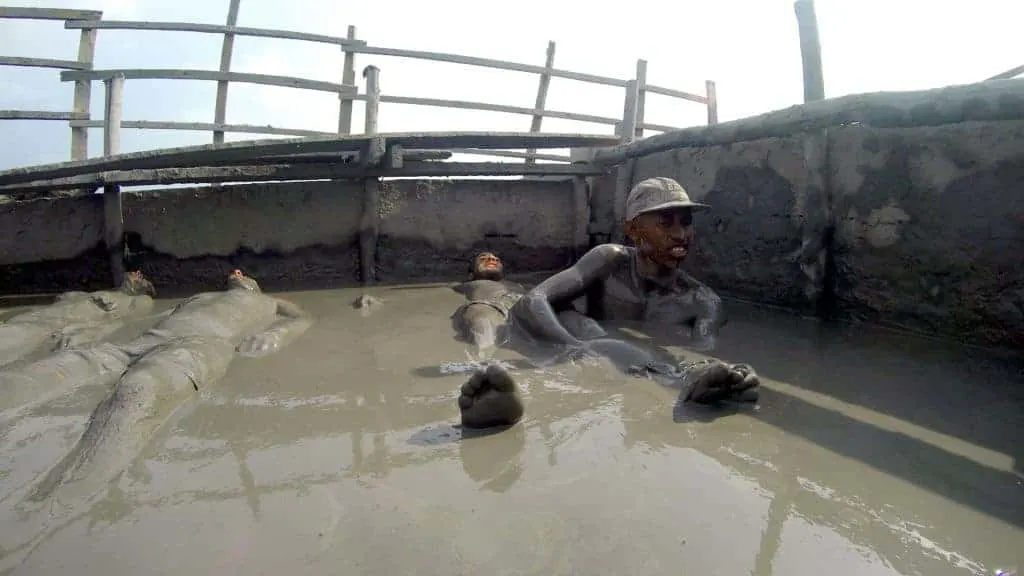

left=122, top=270, right=157, bottom=297
left=227, top=269, right=262, bottom=293
left=624, top=207, right=695, bottom=270
left=470, top=252, right=505, bottom=281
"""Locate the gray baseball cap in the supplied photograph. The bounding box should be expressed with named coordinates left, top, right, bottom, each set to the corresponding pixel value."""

left=625, top=177, right=710, bottom=221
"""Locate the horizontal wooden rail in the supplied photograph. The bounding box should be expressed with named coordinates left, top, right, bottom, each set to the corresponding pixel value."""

left=645, top=83, right=708, bottom=105
left=988, top=64, right=1024, bottom=81
left=350, top=93, right=621, bottom=126
left=0, top=132, right=621, bottom=184
left=69, top=119, right=335, bottom=138
left=0, top=110, right=87, bottom=120
left=64, top=19, right=367, bottom=48
left=60, top=68, right=356, bottom=94
left=0, top=56, right=90, bottom=70
left=0, top=7, right=101, bottom=20
left=0, top=161, right=610, bottom=193
left=449, top=148, right=570, bottom=162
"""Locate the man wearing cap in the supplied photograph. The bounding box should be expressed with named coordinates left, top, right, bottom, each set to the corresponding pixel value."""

left=506, top=177, right=758, bottom=404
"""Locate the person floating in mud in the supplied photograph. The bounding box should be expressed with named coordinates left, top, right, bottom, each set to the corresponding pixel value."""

left=0, top=270, right=156, bottom=368
left=25, top=269, right=312, bottom=508
left=457, top=178, right=762, bottom=430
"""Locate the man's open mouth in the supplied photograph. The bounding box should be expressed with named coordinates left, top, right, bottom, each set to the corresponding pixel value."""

left=669, top=245, right=689, bottom=258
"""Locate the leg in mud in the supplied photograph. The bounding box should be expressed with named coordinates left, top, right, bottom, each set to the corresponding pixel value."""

left=0, top=343, right=130, bottom=420
left=459, top=362, right=524, bottom=430
left=28, top=335, right=236, bottom=508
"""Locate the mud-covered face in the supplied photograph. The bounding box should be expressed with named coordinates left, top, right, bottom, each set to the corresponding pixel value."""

left=470, top=252, right=504, bottom=281
left=122, top=270, right=156, bottom=297
left=624, top=207, right=695, bottom=269
left=227, top=269, right=261, bottom=293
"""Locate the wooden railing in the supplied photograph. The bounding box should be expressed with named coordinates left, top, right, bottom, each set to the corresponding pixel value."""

left=0, top=3, right=719, bottom=166
left=987, top=64, right=1024, bottom=81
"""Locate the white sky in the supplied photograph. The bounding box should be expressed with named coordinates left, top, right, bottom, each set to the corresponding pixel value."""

left=0, top=0, right=1019, bottom=170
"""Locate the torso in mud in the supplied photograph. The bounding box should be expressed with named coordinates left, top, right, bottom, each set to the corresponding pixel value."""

left=455, top=279, right=525, bottom=319
left=8, top=290, right=152, bottom=327
left=148, top=287, right=277, bottom=343
left=585, top=246, right=723, bottom=330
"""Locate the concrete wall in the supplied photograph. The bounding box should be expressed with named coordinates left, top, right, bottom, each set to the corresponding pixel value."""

left=625, top=114, right=1024, bottom=350
left=0, top=178, right=579, bottom=297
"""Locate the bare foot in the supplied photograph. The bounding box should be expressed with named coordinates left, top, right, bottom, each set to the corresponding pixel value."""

left=682, top=360, right=761, bottom=404
left=458, top=363, right=524, bottom=429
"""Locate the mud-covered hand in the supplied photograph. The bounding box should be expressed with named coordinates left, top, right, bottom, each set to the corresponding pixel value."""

left=236, top=331, right=283, bottom=357
left=680, top=359, right=760, bottom=404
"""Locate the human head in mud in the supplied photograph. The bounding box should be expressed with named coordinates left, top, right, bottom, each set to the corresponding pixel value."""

left=227, top=269, right=261, bottom=293
left=623, top=177, right=709, bottom=270
left=122, top=270, right=156, bottom=297
left=469, top=252, right=505, bottom=281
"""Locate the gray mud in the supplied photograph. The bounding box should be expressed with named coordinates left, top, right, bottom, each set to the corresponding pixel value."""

left=0, top=284, right=1020, bottom=575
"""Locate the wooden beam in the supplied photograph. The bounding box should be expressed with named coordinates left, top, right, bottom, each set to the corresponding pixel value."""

left=64, top=19, right=367, bottom=48
left=705, top=80, right=719, bottom=125
left=70, top=26, right=97, bottom=161
left=619, top=79, right=639, bottom=144
left=103, top=184, right=125, bottom=286
left=525, top=41, right=556, bottom=165
left=987, top=64, right=1024, bottom=81
left=634, top=59, right=647, bottom=139
left=69, top=119, right=336, bottom=137
left=0, top=162, right=611, bottom=194
left=60, top=69, right=357, bottom=95
left=363, top=65, right=380, bottom=135
left=0, top=7, right=102, bottom=20
left=449, top=148, right=570, bottom=162
left=592, top=77, right=1024, bottom=165
left=359, top=178, right=379, bottom=285
left=644, top=83, right=707, bottom=104
left=355, top=93, right=620, bottom=126
left=102, top=74, right=125, bottom=156
left=0, top=56, right=90, bottom=70
left=794, top=0, right=825, bottom=103
left=337, top=25, right=358, bottom=134
left=212, top=0, right=241, bottom=145
left=0, top=132, right=620, bottom=184
left=0, top=110, right=87, bottom=120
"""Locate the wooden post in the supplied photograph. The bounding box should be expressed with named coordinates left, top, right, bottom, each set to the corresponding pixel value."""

left=794, top=0, right=825, bottom=102
left=569, top=147, right=594, bottom=259
left=362, top=65, right=380, bottom=134
left=102, top=73, right=126, bottom=286
left=338, top=25, right=357, bottom=134
left=705, top=80, right=719, bottom=124
left=612, top=79, right=640, bottom=244
left=213, top=0, right=241, bottom=145
left=102, top=73, right=124, bottom=156
left=525, top=40, right=556, bottom=165
left=633, top=59, right=647, bottom=139
left=70, top=24, right=97, bottom=161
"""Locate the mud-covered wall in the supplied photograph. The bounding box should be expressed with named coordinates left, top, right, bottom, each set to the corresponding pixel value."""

left=0, top=178, right=578, bottom=296
left=624, top=81, right=1024, bottom=349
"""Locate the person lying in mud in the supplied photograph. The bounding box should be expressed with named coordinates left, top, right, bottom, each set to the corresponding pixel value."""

left=0, top=270, right=156, bottom=368
left=25, top=269, right=312, bottom=508
left=451, top=251, right=604, bottom=358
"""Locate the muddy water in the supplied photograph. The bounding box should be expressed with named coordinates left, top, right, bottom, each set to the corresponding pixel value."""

left=0, top=283, right=1021, bottom=575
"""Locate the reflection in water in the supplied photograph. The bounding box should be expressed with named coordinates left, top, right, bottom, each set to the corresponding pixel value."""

left=0, top=285, right=1019, bottom=575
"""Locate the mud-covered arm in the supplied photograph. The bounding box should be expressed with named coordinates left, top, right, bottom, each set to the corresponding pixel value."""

left=678, top=271, right=727, bottom=348
left=236, top=297, right=313, bottom=357
left=512, top=244, right=626, bottom=346
left=53, top=320, right=126, bottom=351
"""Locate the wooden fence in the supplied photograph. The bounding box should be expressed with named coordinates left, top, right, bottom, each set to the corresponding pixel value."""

left=0, top=3, right=718, bottom=166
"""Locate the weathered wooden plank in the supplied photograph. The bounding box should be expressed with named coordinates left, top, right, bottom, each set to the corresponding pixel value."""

left=449, top=148, right=570, bottom=162
left=526, top=41, right=556, bottom=165
left=0, top=7, right=101, bottom=20
left=354, top=92, right=620, bottom=126
left=705, top=80, right=718, bottom=125
left=71, top=26, right=97, bottom=161
left=350, top=45, right=626, bottom=87
left=0, top=132, right=620, bottom=184
left=0, top=110, right=85, bottom=120
left=634, top=59, right=647, bottom=139
left=593, top=77, right=1024, bottom=165
left=69, top=119, right=335, bottom=137
left=619, top=79, right=639, bottom=144
left=1, top=162, right=611, bottom=193
left=794, top=0, right=825, bottom=103
left=0, top=56, right=89, bottom=70
left=337, top=25, right=358, bottom=134
left=102, top=74, right=125, bottom=156
left=988, top=64, right=1024, bottom=81
left=644, top=83, right=707, bottom=104
left=64, top=19, right=367, bottom=48
left=639, top=122, right=678, bottom=133
left=60, top=69, right=358, bottom=94
left=359, top=179, right=379, bottom=284
left=212, top=0, right=241, bottom=145
left=363, top=65, right=380, bottom=135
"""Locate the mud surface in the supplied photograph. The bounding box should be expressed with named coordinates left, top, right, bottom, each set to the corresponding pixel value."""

left=0, top=285, right=1021, bottom=575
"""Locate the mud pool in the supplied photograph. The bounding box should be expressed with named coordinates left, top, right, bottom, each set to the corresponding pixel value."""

left=0, top=283, right=1021, bottom=575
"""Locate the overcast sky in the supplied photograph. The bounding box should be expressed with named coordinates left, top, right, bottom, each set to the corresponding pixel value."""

left=0, top=0, right=1019, bottom=170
